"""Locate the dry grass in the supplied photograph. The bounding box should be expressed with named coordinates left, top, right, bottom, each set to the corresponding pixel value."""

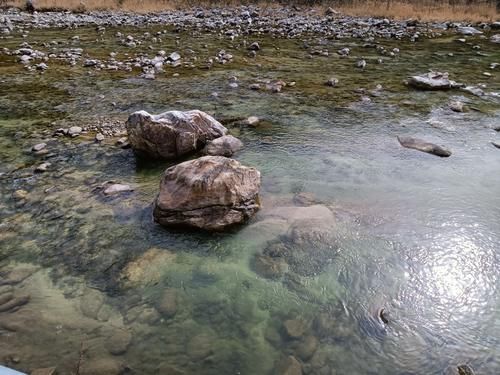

left=2, top=0, right=498, bottom=22
left=336, top=0, right=497, bottom=22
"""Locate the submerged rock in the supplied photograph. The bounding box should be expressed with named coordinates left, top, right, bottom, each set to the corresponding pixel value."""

left=80, top=358, right=125, bottom=375
left=103, top=183, right=133, bottom=195
left=449, top=100, right=466, bottom=112
left=67, top=126, right=83, bottom=137
left=202, top=135, right=243, bottom=156
left=106, top=329, right=132, bottom=355
left=31, top=367, right=57, bottom=375
left=126, top=110, right=227, bottom=160
left=153, top=156, right=261, bottom=231
left=407, top=72, right=462, bottom=90
left=457, top=364, right=475, bottom=375
left=262, top=215, right=338, bottom=276
left=253, top=254, right=289, bottom=279
left=274, top=355, right=303, bottom=375
left=186, top=334, right=214, bottom=361
left=397, top=136, right=452, bottom=157
left=121, top=248, right=176, bottom=287
left=491, top=141, right=500, bottom=149
left=283, top=319, right=307, bottom=339
left=156, top=288, right=177, bottom=318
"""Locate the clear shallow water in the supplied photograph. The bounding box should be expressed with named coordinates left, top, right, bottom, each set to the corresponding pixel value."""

left=0, top=23, right=499, bottom=374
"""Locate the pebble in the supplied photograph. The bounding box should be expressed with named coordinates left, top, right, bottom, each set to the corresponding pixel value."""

left=106, top=329, right=132, bottom=355
left=156, top=288, right=177, bottom=318
left=95, top=133, right=105, bottom=142
left=31, top=368, right=57, bottom=375
left=32, top=142, right=47, bottom=152
left=283, top=319, right=307, bottom=339
left=67, top=126, right=82, bottom=137
left=248, top=41, right=260, bottom=51
left=34, top=162, right=51, bottom=173
left=12, top=190, right=28, bottom=200
left=325, top=77, right=338, bottom=87
left=449, top=100, right=465, bottom=112
left=244, top=116, right=260, bottom=126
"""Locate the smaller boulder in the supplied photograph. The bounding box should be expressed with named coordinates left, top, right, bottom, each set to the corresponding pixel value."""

left=202, top=135, right=243, bottom=156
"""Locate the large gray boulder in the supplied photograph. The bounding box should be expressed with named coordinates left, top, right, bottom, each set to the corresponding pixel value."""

left=153, top=156, right=261, bottom=231
left=407, top=72, right=462, bottom=90
left=126, top=110, right=227, bottom=160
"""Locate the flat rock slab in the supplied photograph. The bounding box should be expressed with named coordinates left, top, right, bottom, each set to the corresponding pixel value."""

left=126, top=109, right=227, bottom=160
left=398, top=136, right=451, bottom=157
left=407, top=72, right=462, bottom=90
left=103, top=183, right=133, bottom=195
left=153, top=156, right=261, bottom=231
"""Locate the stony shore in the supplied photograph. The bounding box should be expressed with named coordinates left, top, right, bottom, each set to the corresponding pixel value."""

left=1, top=5, right=499, bottom=40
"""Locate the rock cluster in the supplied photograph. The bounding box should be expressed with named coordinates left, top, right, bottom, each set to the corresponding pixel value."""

left=124, top=108, right=260, bottom=231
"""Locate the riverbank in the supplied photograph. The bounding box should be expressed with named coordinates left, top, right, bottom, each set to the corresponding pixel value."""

left=1, top=5, right=499, bottom=41
left=2, top=0, right=499, bottom=22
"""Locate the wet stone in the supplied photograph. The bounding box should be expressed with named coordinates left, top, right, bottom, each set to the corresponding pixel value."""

left=103, top=183, right=133, bottom=195
left=12, top=190, right=28, bottom=201
left=244, top=116, right=260, bottom=126
left=283, top=319, right=307, bottom=339
left=106, top=329, right=132, bottom=355
left=275, top=355, right=303, bottom=375
left=248, top=41, right=260, bottom=51
left=398, top=136, right=452, bottom=157
left=2, top=266, right=38, bottom=285
left=295, top=335, right=319, bottom=361
left=253, top=254, right=288, bottom=279
left=186, top=334, right=214, bottom=361
left=325, top=77, right=338, bottom=87
left=31, top=142, right=46, bottom=152
left=68, top=126, right=82, bottom=137
left=156, top=288, right=177, bottom=318
left=80, top=288, right=104, bottom=319
left=31, top=367, right=57, bottom=375
left=449, top=100, right=465, bottom=112
left=80, top=358, right=125, bottom=375
left=34, top=162, right=51, bottom=173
